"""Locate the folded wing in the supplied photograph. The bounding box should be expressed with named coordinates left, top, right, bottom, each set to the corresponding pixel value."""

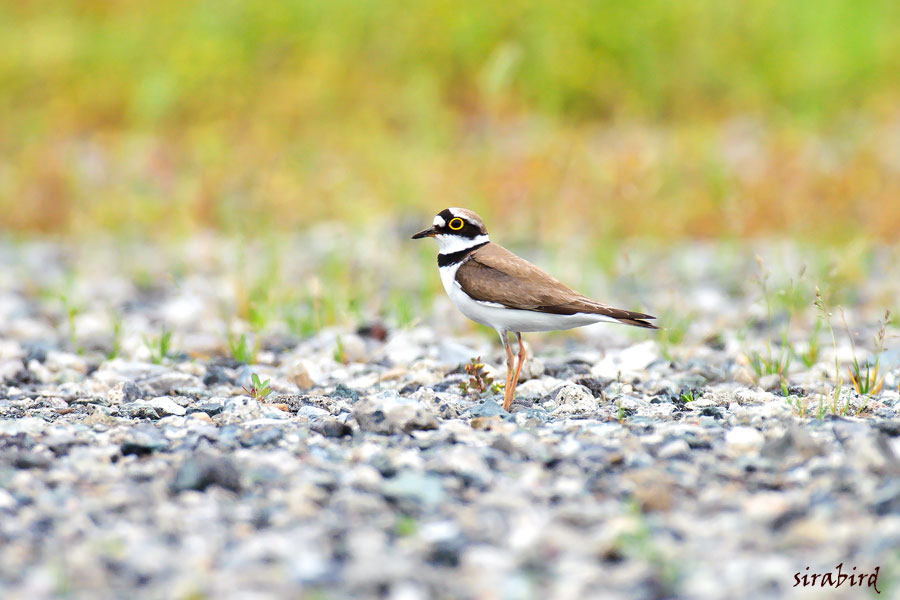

left=456, top=243, right=657, bottom=329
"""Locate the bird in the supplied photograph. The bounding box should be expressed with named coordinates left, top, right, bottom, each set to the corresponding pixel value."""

left=412, top=207, right=658, bottom=411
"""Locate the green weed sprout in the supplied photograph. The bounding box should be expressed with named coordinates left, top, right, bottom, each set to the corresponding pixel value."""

left=243, top=373, right=272, bottom=401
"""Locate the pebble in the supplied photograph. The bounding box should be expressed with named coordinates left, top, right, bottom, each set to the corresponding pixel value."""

left=353, top=391, right=438, bottom=434
left=311, top=418, right=353, bottom=438
left=171, top=454, right=242, bottom=493
left=148, top=396, right=187, bottom=417
left=658, top=438, right=691, bottom=459
left=725, top=426, right=766, bottom=455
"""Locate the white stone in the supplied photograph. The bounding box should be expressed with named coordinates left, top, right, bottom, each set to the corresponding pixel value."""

left=725, top=426, right=765, bottom=455
left=148, top=396, right=186, bottom=417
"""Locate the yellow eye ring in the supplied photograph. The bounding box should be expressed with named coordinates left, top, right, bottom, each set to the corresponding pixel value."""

left=448, top=217, right=464, bottom=230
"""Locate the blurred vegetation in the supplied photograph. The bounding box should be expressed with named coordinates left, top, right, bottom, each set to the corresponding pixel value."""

left=2, top=0, right=900, bottom=239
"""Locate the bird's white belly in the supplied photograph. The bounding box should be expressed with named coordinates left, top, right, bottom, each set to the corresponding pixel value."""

left=438, top=264, right=614, bottom=333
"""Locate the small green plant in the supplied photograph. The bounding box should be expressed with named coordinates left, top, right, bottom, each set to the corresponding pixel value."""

left=394, top=515, right=418, bottom=537
left=657, top=309, right=690, bottom=361
left=458, top=357, right=502, bottom=397
left=798, top=319, right=822, bottom=368
left=107, top=312, right=123, bottom=360
left=790, top=395, right=806, bottom=418
left=60, top=293, right=82, bottom=355
left=614, top=501, right=680, bottom=593
left=227, top=331, right=259, bottom=364
left=679, top=390, right=697, bottom=403
left=283, top=301, right=318, bottom=338
left=334, top=335, right=348, bottom=364
left=841, top=308, right=886, bottom=398
left=143, top=327, right=172, bottom=364
left=243, top=373, right=272, bottom=401
left=814, top=287, right=843, bottom=414
left=748, top=347, right=792, bottom=378
left=745, top=258, right=802, bottom=384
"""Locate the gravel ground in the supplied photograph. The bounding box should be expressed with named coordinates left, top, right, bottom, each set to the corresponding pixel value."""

left=1, top=236, right=900, bottom=600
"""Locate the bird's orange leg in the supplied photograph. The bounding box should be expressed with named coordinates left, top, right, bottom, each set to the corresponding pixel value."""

left=504, top=333, right=527, bottom=411
left=501, top=332, right=515, bottom=411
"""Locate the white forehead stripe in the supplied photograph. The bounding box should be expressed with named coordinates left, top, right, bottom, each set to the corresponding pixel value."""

left=433, top=215, right=446, bottom=227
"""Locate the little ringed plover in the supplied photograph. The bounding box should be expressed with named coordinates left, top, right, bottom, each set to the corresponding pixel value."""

left=412, top=207, right=657, bottom=411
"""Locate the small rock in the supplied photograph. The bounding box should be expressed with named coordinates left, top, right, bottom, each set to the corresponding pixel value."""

left=757, top=374, right=783, bottom=392
left=725, top=426, right=766, bottom=455
left=550, top=383, right=597, bottom=416
left=121, top=427, right=169, bottom=456
left=171, top=454, right=242, bottom=493
left=761, top=427, right=823, bottom=462
left=382, top=470, right=445, bottom=510
left=354, top=391, right=438, bottom=435
left=121, top=381, right=143, bottom=402
left=297, top=405, right=330, bottom=420
left=462, top=400, right=508, bottom=419
left=190, top=400, right=225, bottom=416
left=287, top=359, right=320, bottom=390
left=333, top=383, right=360, bottom=402
left=10, top=452, right=51, bottom=469
left=240, top=426, right=283, bottom=447
left=82, top=407, right=118, bottom=426
left=119, top=402, right=161, bottom=420
left=658, top=438, right=691, bottom=460
left=470, top=416, right=505, bottom=431
left=311, top=417, right=353, bottom=438
left=140, top=372, right=203, bottom=397
left=188, top=412, right=213, bottom=424
left=148, top=396, right=187, bottom=417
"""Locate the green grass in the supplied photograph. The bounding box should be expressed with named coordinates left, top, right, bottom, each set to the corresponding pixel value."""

left=226, top=331, right=259, bottom=365
left=143, top=327, right=173, bottom=364
left=107, top=312, right=123, bottom=360
left=744, top=257, right=798, bottom=381
left=842, top=308, right=888, bottom=398
left=59, top=292, right=82, bottom=355
left=657, top=310, right=690, bottom=361
left=748, top=348, right=793, bottom=378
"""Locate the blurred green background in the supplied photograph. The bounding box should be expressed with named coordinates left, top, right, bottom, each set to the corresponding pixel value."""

left=2, top=0, right=900, bottom=240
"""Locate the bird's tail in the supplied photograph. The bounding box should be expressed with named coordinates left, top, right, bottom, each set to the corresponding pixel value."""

left=616, top=316, right=658, bottom=329
left=594, top=305, right=658, bottom=329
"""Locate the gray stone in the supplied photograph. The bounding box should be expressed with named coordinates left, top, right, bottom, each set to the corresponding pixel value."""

left=758, top=374, right=783, bottom=392
left=381, top=470, right=445, bottom=510
left=311, top=418, right=353, bottom=438
left=658, top=438, right=691, bottom=459
left=462, top=399, right=508, bottom=419
left=121, top=427, right=169, bottom=455
left=550, top=383, right=598, bottom=416
left=353, top=391, right=438, bottom=434
left=333, top=383, right=360, bottom=403
left=240, top=426, right=284, bottom=447
left=148, top=396, right=187, bottom=417
left=140, top=371, right=204, bottom=397
left=171, top=454, right=242, bottom=493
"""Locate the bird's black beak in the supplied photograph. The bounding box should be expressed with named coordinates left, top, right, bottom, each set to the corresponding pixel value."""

left=411, top=226, right=437, bottom=239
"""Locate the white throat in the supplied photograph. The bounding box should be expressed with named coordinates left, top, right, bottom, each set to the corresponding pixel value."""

left=435, top=234, right=489, bottom=254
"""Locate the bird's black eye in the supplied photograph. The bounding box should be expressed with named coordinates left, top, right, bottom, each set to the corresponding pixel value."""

left=448, top=217, right=464, bottom=231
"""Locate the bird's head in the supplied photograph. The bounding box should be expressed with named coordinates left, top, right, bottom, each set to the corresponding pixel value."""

left=411, top=208, right=489, bottom=253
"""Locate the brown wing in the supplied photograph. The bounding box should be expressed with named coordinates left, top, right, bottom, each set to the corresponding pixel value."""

left=456, top=243, right=657, bottom=328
